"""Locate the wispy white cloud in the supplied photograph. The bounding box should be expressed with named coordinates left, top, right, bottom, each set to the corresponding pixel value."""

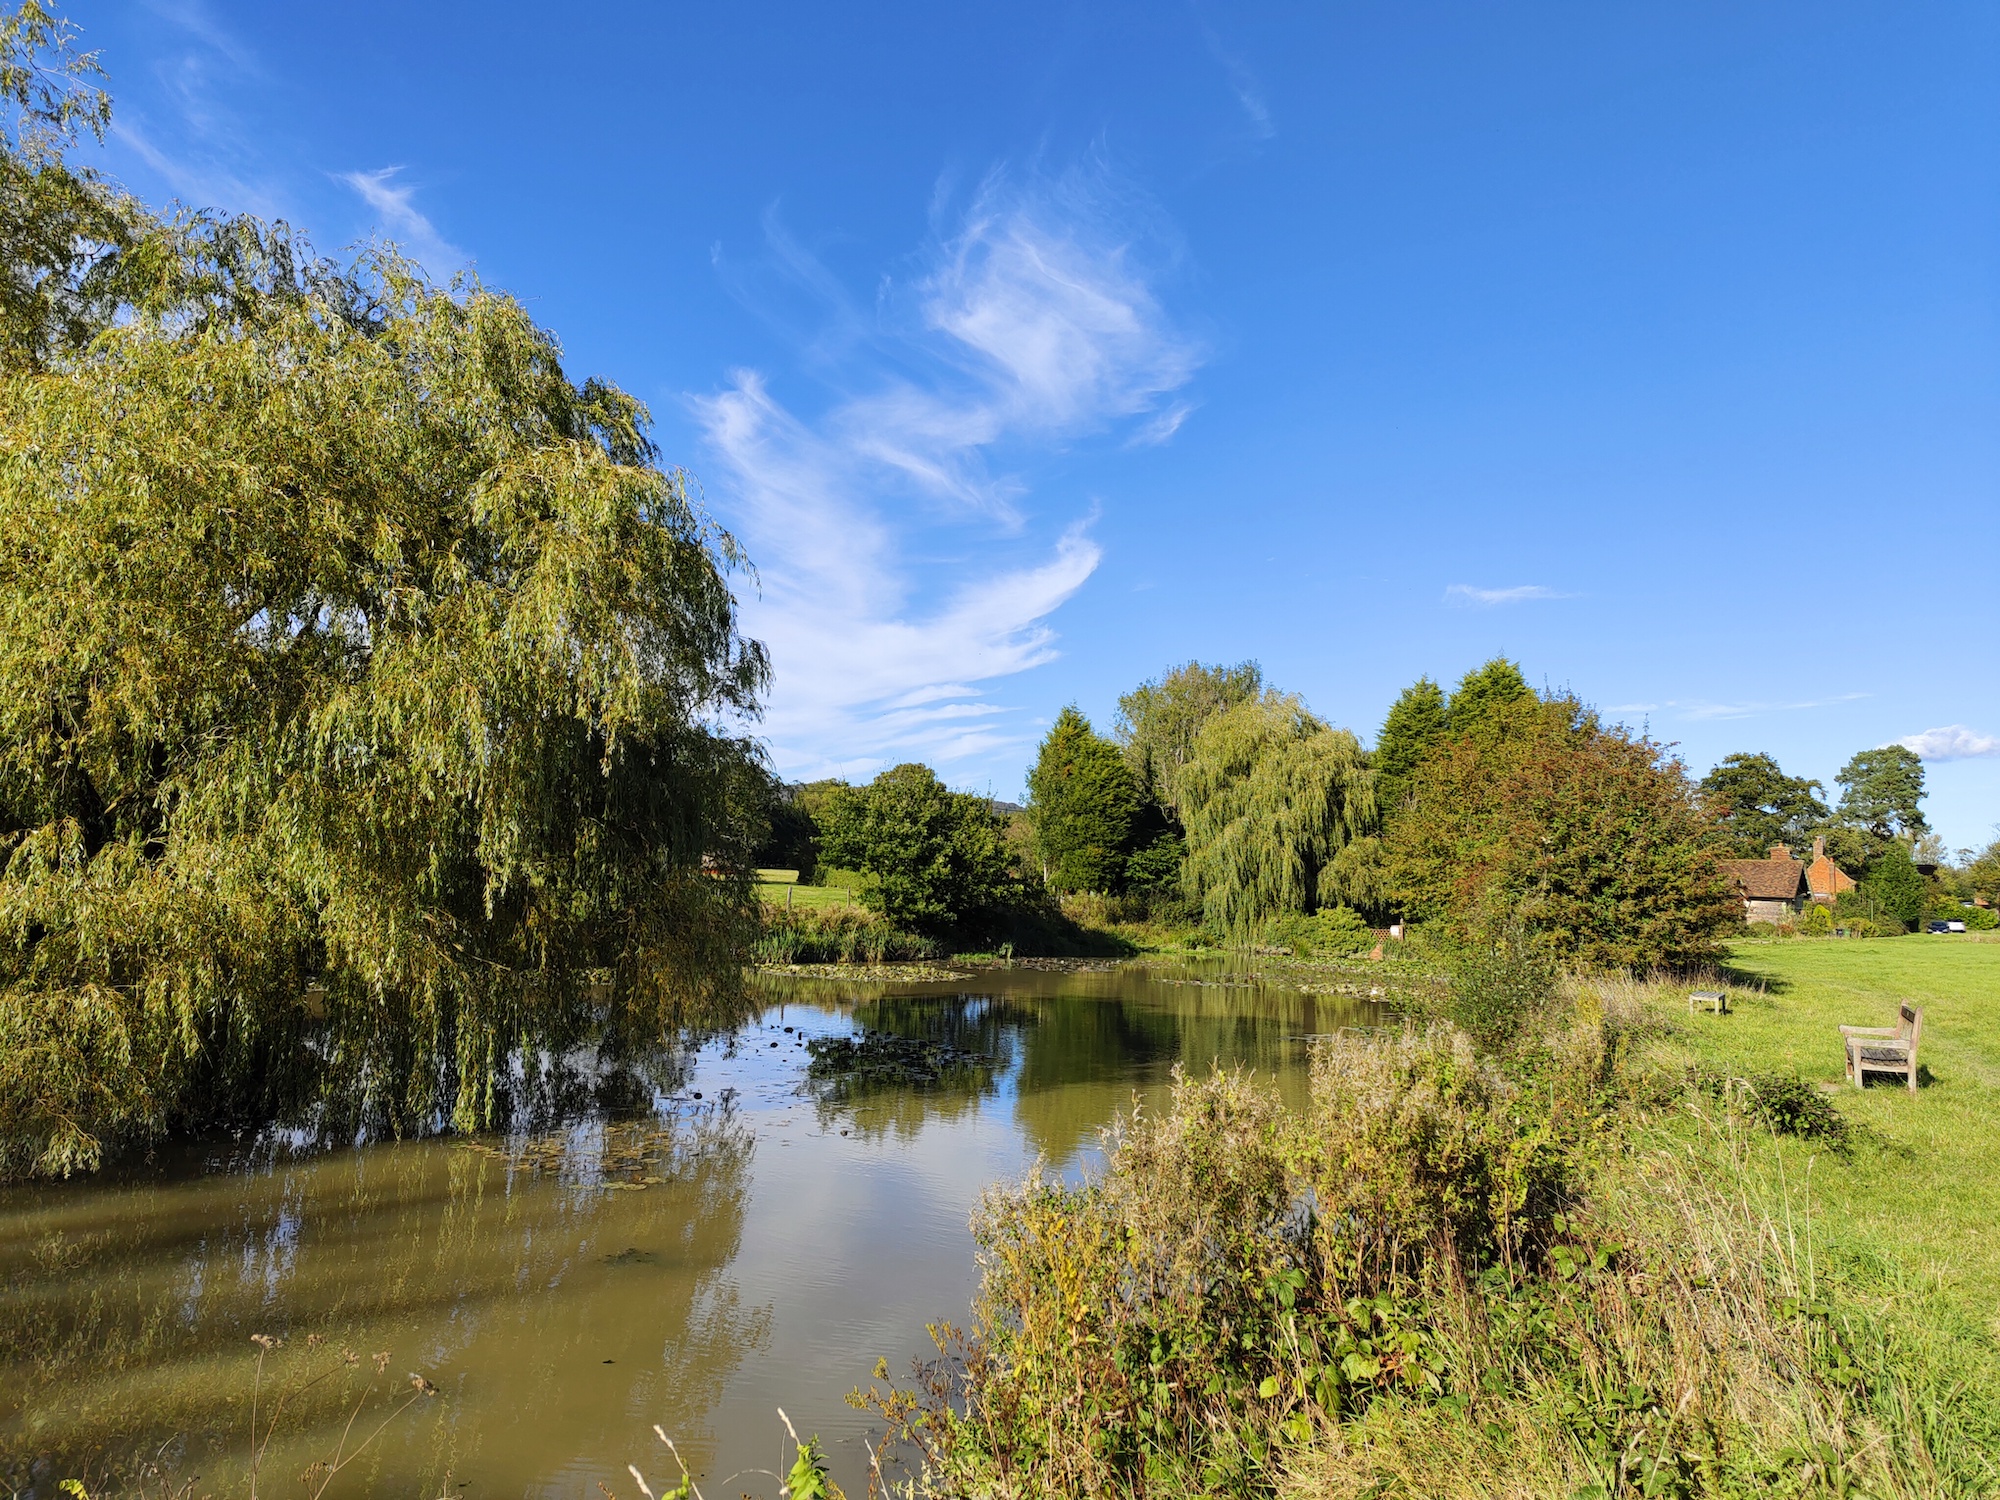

left=107, top=4, right=467, bottom=277
left=140, top=0, right=260, bottom=73
left=1200, top=27, right=1276, bottom=141
left=1897, top=725, right=2000, bottom=761
left=1128, top=401, right=1195, bottom=447
left=696, top=169, right=1198, bottom=778
left=337, top=166, right=465, bottom=274
left=113, top=115, right=283, bottom=220
left=107, top=2, right=287, bottom=220
left=1445, top=583, right=1572, bottom=607
left=1668, top=692, right=1869, bottom=722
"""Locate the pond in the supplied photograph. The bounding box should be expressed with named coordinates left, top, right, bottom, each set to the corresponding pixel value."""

left=0, top=960, right=1389, bottom=1498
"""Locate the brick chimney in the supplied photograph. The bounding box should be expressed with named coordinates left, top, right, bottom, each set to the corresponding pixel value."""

left=1812, top=835, right=1826, bottom=861
left=1770, top=845, right=1790, bottom=860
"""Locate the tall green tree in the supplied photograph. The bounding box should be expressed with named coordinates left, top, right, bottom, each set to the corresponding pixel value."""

left=1835, top=746, right=1928, bottom=844
left=1385, top=697, right=1736, bottom=970
left=1028, top=707, right=1140, bottom=893
left=1178, top=696, right=1376, bottom=938
left=1861, top=840, right=1927, bottom=932
left=0, top=10, right=770, bottom=1176
left=1699, top=752, right=1830, bottom=856
left=1113, top=660, right=1263, bottom=813
left=1446, top=657, right=1535, bottom=735
left=1374, top=677, right=1448, bottom=817
left=816, top=765, right=1015, bottom=934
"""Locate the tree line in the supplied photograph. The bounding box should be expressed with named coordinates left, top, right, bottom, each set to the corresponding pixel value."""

left=770, top=653, right=1986, bottom=966
left=764, top=657, right=1729, bottom=970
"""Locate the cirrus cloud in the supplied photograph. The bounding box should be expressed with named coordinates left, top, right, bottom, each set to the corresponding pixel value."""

left=1444, top=583, right=1573, bottom=607
left=695, top=166, right=1200, bottom=780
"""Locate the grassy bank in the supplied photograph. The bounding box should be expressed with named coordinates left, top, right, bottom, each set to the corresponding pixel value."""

left=859, top=937, right=2000, bottom=1498
left=1641, top=936, right=2000, bottom=1353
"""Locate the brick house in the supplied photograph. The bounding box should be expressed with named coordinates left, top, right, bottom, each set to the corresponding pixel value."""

left=1720, top=845, right=1805, bottom=924
left=1804, top=835, right=1857, bottom=906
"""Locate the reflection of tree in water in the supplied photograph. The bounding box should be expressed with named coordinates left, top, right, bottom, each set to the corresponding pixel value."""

left=273, top=1041, right=702, bottom=1152
left=798, top=973, right=1350, bottom=1164
left=1006, top=971, right=1340, bottom=1165
left=801, top=997, right=1026, bottom=1143
left=0, top=1098, right=765, bottom=1497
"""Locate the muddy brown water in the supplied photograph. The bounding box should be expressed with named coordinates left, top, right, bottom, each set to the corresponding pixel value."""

left=1, top=961, right=1382, bottom=1498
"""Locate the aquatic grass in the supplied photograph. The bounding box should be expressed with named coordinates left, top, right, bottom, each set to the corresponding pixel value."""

left=46, top=1335, right=436, bottom=1500
left=752, top=909, right=943, bottom=965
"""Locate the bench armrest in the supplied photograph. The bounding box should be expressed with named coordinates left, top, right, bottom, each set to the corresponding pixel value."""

left=1840, top=1026, right=1898, bottom=1037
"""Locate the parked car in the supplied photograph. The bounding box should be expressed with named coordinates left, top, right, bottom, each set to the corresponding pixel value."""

left=1927, top=920, right=1967, bottom=934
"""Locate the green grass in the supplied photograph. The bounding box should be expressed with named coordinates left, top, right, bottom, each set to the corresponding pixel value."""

left=1647, top=935, right=2000, bottom=1333
left=753, top=873, right=862, bottom=911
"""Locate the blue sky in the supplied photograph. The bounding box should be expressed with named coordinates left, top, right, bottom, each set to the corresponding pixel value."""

left=80, top=1, right=2000, bottom=848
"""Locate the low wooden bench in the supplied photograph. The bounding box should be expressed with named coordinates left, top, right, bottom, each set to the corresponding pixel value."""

left=1688, top=988, right=1726, bottom=1015
left=1841, top=1003, right=1922, bottom=1093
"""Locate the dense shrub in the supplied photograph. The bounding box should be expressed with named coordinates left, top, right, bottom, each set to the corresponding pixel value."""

left=863, top=1031, right=1598, bottom=1497
left=1431, top=919, right=1560, bottom=1051
left=1267, top=906, right=1374, bottom=959
left=1385, top=696, right=1738, bottom=971
left=816, top=766, right=1018, bottom=936
left=1733, top=1073, right=1853, bottom=1149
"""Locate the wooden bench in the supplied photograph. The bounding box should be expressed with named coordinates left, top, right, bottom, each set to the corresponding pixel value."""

left=1688, top=988, right=1726, bottom=1015
left=1841, top=1003, right=1922, bottom=1093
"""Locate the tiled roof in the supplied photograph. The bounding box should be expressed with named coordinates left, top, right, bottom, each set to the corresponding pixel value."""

left=1720, top=853, right=1805, bottom=900
left=1806, top=854, right=1856, bottom=898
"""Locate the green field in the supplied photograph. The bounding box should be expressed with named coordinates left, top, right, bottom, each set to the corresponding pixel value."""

left=1650, top=936, right=2000, bottom=1332
left=753, top=870, right=862, bottom=910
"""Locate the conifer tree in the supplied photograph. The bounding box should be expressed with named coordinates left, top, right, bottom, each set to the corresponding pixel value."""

left=1835, top=746, right=1928, bottom=845
left=1860, top=841, right=1926, bottom=932
left=1028, top=707, right=1140, bottom=893
left=1445, top=657, right=1535, bottom=735
left=1374, top=677, right=1447, bottom=817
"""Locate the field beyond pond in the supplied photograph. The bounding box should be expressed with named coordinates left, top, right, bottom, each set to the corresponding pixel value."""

left=1658, top=937, right=2000, bottom=1329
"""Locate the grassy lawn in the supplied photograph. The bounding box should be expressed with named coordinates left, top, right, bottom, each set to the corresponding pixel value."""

left=753, top=871, right=861, bottom=910
left=1644, top=935, right=2000, bottom=1334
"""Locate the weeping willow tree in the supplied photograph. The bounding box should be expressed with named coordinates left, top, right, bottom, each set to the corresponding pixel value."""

left=1178, top=695, right=1376, bottom=939
left=0, top=7, right=770, bottom=1176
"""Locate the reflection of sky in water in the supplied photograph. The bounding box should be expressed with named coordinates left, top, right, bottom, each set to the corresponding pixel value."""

left=0, top=961, right=1378, bottom=1500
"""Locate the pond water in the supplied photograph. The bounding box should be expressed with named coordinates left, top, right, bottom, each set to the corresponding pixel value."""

left=0, top=960, right=1382, bottom=1499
